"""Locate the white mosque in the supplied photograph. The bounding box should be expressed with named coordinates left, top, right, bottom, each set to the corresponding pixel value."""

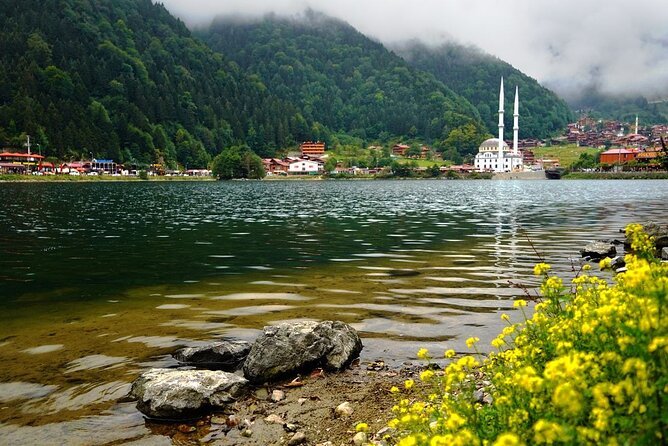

left=474, top=78, right=523, bottom=172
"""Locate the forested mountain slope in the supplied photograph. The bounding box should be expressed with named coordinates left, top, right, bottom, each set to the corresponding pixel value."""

left=199, top=12, right=491, bottom=156
left=394, top=41, right=574, bottom=139
left=0, top=0, right=308, bottom=166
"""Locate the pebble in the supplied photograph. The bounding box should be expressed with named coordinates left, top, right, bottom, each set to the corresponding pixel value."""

left=284, top=423, right=299, bottom=432
left=297, top=397, right=307, bottom=405
left=272, top=389, right=286, bottom=402
left=353, top=431, right=367, bottom=445
left=210, top=416, right=227, bottom=425
left=177, top=424, right=196, bottom=433
left=264, top=414, right=285, bottom=424
left=315, top=442, right=333, bottom=446
left=241, top=429, right=253, bottom=438
left=335, top=401, right=353, bottom=417
left=288, top=431, right=307, bottom=445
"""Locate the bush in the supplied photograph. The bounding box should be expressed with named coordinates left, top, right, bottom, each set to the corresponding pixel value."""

left=385, top=224, right=667, bottom=445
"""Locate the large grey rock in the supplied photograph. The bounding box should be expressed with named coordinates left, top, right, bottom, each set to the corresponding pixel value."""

left=173, top=340, right=251, bottom=371
left=243, top=321, right=363, bottom=383
left=580, top=242, right=616, bottom=260
left=130, top=368, right=248, bottom=419
left=662, top=247, right=668, bottom=261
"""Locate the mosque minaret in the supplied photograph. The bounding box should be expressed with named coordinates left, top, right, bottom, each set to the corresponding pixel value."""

left=474, top=78, right=523, bottom=173
left=498, top=77, right=505, bottom=166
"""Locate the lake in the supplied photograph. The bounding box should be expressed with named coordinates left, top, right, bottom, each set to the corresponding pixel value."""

left=1, top=179, right=666, bottom=444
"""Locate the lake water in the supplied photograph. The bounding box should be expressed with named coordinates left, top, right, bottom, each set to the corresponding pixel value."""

left=1, top=179, right=667, bottom=444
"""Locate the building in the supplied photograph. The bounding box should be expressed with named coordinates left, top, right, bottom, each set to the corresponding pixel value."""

left=262, top=158, right=290, bottom=175
left=392, top=144, right=410, bottom=156
left=288, top=159, right=322, bottom=175
left=0, top=151, right=45, bottom=173
left=474, top=78, right=523, bottom=172
left=300, top=141, right=325, bottom=156
left=599, top=148, right=638, bottom=164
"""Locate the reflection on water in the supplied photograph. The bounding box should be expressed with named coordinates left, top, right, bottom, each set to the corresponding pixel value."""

left=1, top=179, right=668, bottom=443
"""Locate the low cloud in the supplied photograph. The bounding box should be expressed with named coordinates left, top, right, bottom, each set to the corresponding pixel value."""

left=158, top=0, right=668, bottom=100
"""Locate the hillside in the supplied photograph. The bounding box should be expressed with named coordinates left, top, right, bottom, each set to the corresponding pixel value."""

left=0, top=0, right=309, bottom=166
left=567, top=86, right=668, bottom=124
left=198, top=12, right=491, bottom=157
left=393, top=41, right=574, bottom=140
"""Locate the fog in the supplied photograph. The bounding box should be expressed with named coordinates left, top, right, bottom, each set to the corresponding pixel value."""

left=158, top=0, right=668, bottom=100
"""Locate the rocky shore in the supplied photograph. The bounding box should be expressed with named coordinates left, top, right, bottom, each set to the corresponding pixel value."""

left=128, top=320, right=404, bottom=445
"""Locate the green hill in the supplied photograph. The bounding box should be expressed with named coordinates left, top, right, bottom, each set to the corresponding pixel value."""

left=0, top=0, right=309, bottom=166
left=198, top=12, right=491, bottom=157
left=393, top=41, right=574, bottom=139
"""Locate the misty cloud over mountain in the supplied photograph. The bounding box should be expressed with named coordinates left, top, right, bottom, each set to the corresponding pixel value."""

left=158, top=0, right=668, bottom=101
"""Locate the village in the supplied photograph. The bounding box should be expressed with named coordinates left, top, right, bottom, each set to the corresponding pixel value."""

left=1, top=116, right=667, bottom=178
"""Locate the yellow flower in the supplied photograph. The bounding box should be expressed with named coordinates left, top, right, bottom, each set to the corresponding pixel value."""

left=501, top=313, right=510, bottom=322
left=417, top=348, right=430, bottom=359
left=420, top=369, right=435, bottom=382
left=513, top=299, right=527, bottom=308
left=599, top=257, right=612, bottom=270
left=444, top=349, right=456, bottom=358
left=493, top=432, right=522, bottom=446
left=355, top=422, right=369, bottom=432
left=390, top=386, right=400, bottom=394
left=533, top=262, right=551, bottom=276
left=466, top=337, right=480, bottom=348
left=404, top=379, right=415, bottom=390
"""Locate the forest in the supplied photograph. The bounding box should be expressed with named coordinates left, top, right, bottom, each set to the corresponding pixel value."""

left=1, top=1, right=581, bottom=168
left=393, top=41, right=575, bottom=140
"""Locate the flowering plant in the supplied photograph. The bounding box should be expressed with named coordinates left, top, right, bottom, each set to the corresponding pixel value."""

left=384, top=224, right=667, bottom=446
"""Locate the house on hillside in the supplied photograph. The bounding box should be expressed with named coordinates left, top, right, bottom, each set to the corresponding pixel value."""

left=300, top=141, right=325, bottom=157
left=392, top=144, right=409, bottom=156
left=288, top=159, right=322, bottom=175
left=262, top=158, right=290, bottom=175
left=599, top=148, right=638, bottom=164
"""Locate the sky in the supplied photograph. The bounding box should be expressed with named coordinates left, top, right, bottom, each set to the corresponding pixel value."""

left=158, top=0, right=668, bottom=101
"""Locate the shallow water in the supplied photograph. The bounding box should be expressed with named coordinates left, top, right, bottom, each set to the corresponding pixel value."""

left=1, top=179, right=667, bottom=444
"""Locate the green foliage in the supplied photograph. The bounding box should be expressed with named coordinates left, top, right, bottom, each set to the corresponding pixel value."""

left=0, top=0, right=305, bottom=163
left=570, top=151, right=600, bottom=170
left=199, top=12, right=488, bottom=151
left=384, top=224, right=667, bottom=445
left=211, top=145, right=265, bottom=180
left=571, top=86, right=668, bottom=124
left=395, top=42, right=575, bottom=139
left=138, top=169, right=148, bottom=180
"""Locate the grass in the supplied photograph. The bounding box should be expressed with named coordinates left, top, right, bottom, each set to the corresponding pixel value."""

left=531, top=144, right=601, bottom=167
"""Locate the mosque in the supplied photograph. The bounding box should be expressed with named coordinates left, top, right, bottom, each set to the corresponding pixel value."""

left=474, top=78, right=523, bottom=172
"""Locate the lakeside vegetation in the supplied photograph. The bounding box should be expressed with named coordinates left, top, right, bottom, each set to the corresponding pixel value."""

left=564, top=171, right=668, bottom=180
left=531, top=144, right=601, bottom=167
left=385, top=224, right=667, bottom=445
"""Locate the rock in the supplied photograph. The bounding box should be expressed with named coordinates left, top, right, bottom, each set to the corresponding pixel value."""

left=335, top=401, right=353, bottom=417
left=173, top=340, right=251, bottom=371
left=580, top=242, right=616, bottom=260
left=353, top=432, right=368, bottom=446
left=129, top=368, right=248, bottom=419
left=288, top=432, right=307, bottom=445
left=271, top=389, right=285, bottom=402
left=210, top=415, right=227, bottom=425
left=242, top=321, right=363, bottom=383
left=297, top=397, right=307, bottom=405
left=609, top=256, right=626, bottom=270
left=241, top=429, right=253, bottom=438
left=616, top=267, right=628, bottom=274
left=264, top=414, right=285, bottom=424
left=177, top=424, right=196, bottom=433
left=284, top=423, right=298, bottom=432
left=662, top=247, right=668, bottom=260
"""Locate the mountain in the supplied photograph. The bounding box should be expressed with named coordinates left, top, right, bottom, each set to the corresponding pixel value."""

left=198, top=12, right=491, bottom=157
left=393, top=41, right=574, bottom=140
left=0, top=0, right=308, bottom=166
left=567, top=86, right=668, bottom=124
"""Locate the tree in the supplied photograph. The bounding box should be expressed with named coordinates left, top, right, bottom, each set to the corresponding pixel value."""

left=211, top=145, right=265, bottom=180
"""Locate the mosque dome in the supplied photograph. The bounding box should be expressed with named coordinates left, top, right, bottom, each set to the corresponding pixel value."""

left=479, top=138, right=509, bottom=150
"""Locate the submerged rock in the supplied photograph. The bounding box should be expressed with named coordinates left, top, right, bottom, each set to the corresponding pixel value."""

left=173, top=340, right=251, bottom=371
left=130, top=368, right=248, bottom=419
left=243, top=321, right=363, bottom=383
left=580, top=242, right=616, bottom=260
